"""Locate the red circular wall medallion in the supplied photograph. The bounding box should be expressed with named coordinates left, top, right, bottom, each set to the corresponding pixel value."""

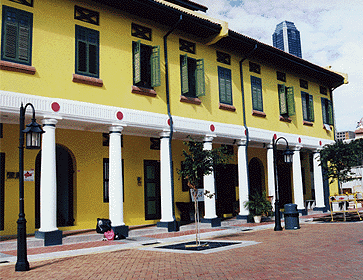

left=319, top=141, right=322, bottom=146
left=210, top=124, right=215, bottom=132
left=116, top=111, right=123, bottom=120
left=273, top=134, right=277, bottom=140
left=298, top=137, right=302, bottom=143
left=51, top=102, right=60, bottom=112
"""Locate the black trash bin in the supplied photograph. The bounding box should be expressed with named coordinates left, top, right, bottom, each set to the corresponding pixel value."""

left=284, top=204, right=300, bottom=230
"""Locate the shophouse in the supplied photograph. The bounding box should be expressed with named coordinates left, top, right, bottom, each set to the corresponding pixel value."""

left=0, top=0, right=346, bottom=245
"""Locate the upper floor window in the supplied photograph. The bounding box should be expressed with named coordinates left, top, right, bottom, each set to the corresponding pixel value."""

left=277, top=71, right=286, bottom=82
left=251, top=76, right=263, bottom=112
left=1, top=6, right=33, bottom=65
left=216, top=51, right=231, bottom=65
left=9, top=0, right=33, bottom=7
left=278, top=84, right=295, bottom=117
left=75, top=25, right=99, bottom=78
left=218, top=67, right=232, bottom=106
left=321, top=97, right=333, bottom=126
left=320, top=86, right=328, bottom=95
left=131, top=23, right=152, bottom=41
left=301, top=92, right=314, bottom=123
left=180, top=54, right=205, bottom=98
left=249, top=62, right=260, bottom=74
left=133, top=40, right=160, bottom=89
left=300, top=79, right=308, bottom=89
left=179, top=39, right=195, bottom=54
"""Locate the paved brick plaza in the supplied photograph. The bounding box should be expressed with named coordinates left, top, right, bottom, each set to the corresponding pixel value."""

left=1, top=222, right=362, bottom=279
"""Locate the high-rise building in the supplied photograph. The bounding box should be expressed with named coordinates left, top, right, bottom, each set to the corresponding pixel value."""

left=273, top=21, right=302, bottom=58
left=336, top=131, right=355, bottom=141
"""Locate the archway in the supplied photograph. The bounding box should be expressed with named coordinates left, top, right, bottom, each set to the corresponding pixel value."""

left=35, top=144, right=75, bottom=228
left=248, top=157, right=265, bottom=199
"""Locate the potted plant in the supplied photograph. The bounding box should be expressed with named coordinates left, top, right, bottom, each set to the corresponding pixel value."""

left=244, top=191, right=272, bottom=223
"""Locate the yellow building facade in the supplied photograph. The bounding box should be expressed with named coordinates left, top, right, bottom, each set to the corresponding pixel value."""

left=0, top=0, right=345, bottom=243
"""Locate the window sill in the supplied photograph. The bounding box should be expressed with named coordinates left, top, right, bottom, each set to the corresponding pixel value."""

left=219, top=103, right=236, bottom=112
left=0, top=60, right=36, bottom=75
left=303, top=121, right=314, bottom=126
left=72, top=74, right=103, bottom=87
left=180, top=95, right=201, bottom=105
left=323, top=124, right=332, bottom=131
left=252, top=110, right=266, bottom=118
left=280, top=116, right=292, bottom=123
left=132, top=85, right=157, bottom=97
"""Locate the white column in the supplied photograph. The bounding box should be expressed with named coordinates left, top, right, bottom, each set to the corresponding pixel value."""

left=237, top=140, right=249, bottom=217
left=109, top=126, right=125, bottom=227
left=266, top=144, right=275, bottom=209
left=203, top=135, right=217, bottom=219
left=159, top=130, right=174, bottom=222
left=39, top=118, right=58, bottom=232
left=313, top=150, right=325, bottom=208
left=292, top=146, right=305, bottom=210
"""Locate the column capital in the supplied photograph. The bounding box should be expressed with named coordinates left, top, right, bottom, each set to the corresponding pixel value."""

left=204, top=134, right=215, bottom=143
left=292, top=145, right=302, bottom=151
left=266, top=143, right=273, bottom=149
left=313, top=148, right=322, bottom=154
left=42, top=118, right=58, bottom=126
left=109, top=126, right=124, bottom=133
left=160, top=130, right=171, bottom=138
left=237, top=139, right=247, bottom=146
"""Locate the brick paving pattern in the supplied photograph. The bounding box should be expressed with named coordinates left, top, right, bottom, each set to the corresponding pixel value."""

left=1, top=221, right=362, bottom=279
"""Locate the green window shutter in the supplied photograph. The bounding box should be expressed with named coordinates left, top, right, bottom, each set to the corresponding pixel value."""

left=321, top=98, right=327, bottom=124
left=181, top=54, right=189, bottom=94
left=133, top=40, right=141, bottom=84
left=251, top=76, right=263, bottom=111
left=327, top=100, right=333, bottom=125
left=151, top=45, right=161, bottom=87
left=2, top=6, right=32, bottom=65
left=218, top=67, right=226, bottom=103
left=308, top=94, right=314, bottom=122
left=225, top=68, right=232, bottom=105
left=278, top=84, right=287, bottom=115
left=301, top=92, right=308, bottom=121
left=286, top=86, right=295, bottom=116
left=195, top=59, right=205, bottom=97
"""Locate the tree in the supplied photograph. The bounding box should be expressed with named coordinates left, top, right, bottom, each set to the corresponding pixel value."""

left=177, top=137, right=231, bottom=246
left=320, top=139, right=363, bottom=194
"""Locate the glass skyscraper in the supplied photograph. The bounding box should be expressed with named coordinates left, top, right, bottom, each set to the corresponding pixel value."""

left=272, top=21, right=302, bottom=58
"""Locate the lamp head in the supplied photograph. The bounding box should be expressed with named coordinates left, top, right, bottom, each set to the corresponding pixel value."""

left=23, top=118, right=44, bottom=149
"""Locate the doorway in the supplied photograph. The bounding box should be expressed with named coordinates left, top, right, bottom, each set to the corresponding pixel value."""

left=248, top=157, right=265, bottom=199
left=35, top=145, right=75, bottom=228
left=215, top=164, right=237, bottom=217
left=144, top=160, right=161, bottom=220
left=276, top=151, right=292, bottom=208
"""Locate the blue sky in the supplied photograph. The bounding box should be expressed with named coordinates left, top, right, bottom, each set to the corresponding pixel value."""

left=196, top=0, right=363, bottom=132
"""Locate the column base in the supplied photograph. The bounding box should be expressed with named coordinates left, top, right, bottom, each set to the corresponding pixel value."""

left=201, top=217, right=221, bottom=227
left=112, top=225, right=129, bottom=239
left=236, top=215, right=248, bottom=220
left=298, top=209, right=308, bottom=216
left=35, top=230, right=62, bottom=246
left=313, top=206, right=328, bottom=212
left=157, top=221, right=180, bottom=232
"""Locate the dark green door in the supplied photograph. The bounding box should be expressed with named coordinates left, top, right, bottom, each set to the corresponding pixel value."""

left=144, top=160, right=161, bottom=220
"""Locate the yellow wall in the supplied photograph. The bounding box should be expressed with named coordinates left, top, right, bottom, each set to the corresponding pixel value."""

left=1, top=0, right=335, bottom=140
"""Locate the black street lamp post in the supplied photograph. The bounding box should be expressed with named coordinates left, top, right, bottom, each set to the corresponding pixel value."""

left=272, top=135, right=294, bottom=231
left=15, top=103, right=44, bottom=272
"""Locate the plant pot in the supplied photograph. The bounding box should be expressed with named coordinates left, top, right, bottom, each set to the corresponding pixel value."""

left=253, top=215, right=262, bottom=223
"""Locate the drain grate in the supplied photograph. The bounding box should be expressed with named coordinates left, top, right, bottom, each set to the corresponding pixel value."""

left=157, top=241, right=241, bottom=251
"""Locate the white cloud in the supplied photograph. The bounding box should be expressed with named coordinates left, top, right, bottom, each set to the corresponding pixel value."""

left=196, top=0, right=363, bottom=131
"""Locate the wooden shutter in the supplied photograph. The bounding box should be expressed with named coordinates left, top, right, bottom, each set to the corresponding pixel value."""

left=151, top=45, right=161, bottom=87
left=195, top=59, right=205, bottom=97
left=278, top=84, right=287, bottom=115
left=133, top=40, right=141, bottom=84
left=2, top=7, right=32, bottom=65
left=218, top=67, right=226, bottom=103
left=301, top=93, right=308, bottom=121
left=286, top=86, right=295, bottom=116
left=321, top=98, right=327, bottom=124
left=308, top=94, right=314, bottom=122
left=327, top=100, right=333, bottom=125
left=251, top=77, right=263, bottom=111
left=181, top=54, right=189, bottom=94
left=224, top=68, right=232, bottom=105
